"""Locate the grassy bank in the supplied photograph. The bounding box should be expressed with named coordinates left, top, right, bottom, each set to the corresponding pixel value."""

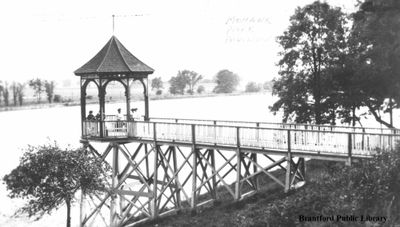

left=134, top=160, right=322, bottom=227
left=136, top=149, right=400, bottom=227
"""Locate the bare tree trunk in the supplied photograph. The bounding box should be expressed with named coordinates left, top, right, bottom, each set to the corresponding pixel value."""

left=366, top=103, right=394, bottom=129
left=389, top=97, right=393, bottom=127
left=66, top=199, right=71, bottom=227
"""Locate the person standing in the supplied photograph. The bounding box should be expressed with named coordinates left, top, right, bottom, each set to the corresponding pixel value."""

left=87, top=111, right=95, bottom=121
left=86, top=110, right=97, bottom=135
left=130, top=108, right=138, bottom=120
left=95, top=111, right=101, bottom=121
left=128, top=108, right=139, bottom=137
left=117, top=108, right=123, bottom=120
left=116, top=108, right=124, bottom=128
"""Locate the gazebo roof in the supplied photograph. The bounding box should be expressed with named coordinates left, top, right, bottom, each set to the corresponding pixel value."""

left=74, top=36, right=154, bottom=76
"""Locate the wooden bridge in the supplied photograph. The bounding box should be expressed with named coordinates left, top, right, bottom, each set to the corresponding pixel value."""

left=74, top=36, right=400, bottom=227
left=80, top=116, right=400, bottom=227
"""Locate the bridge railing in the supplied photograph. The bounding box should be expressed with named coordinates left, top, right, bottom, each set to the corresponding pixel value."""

left=83, top=120, right=400, bottom=157
left=148, top=117, right=400, bottom=134
left=137, top=121, right=400, bottom=156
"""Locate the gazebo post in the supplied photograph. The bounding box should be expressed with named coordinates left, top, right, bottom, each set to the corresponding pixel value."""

left=80, top=79, right=86, bottom=136
left=143, top=78, right=150, bottom=121
left=126, top=78, right=131, bottom=120
left=99, top=79, right=106, bottom=137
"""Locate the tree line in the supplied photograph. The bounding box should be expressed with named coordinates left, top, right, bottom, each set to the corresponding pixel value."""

left=271, top=0, right=400, bottom=128
left=0, top=78, right=57, bottom=107
left=151, top=69, right=271, bottom=96
left=151, top=69, right=240, bottom=95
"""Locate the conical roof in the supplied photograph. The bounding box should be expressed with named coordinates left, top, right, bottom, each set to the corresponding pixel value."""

left=74, top=36, right=154, bottom=75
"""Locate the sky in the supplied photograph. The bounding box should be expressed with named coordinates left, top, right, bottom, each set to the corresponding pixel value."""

left=0, top=0, right=358, bottom=84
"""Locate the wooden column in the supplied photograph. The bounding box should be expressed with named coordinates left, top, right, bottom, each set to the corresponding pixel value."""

left=141, top=78, right=150, bottom=121
left=80, top=79, right=86, bottom=137
left=235, top=127, right=241, bottom=200
left=346, top=133, right=352, bottom=166
left=110, top=143, right=120, bottom=226
left=125, top=79, right=131, bottom=120
left=151, top=123, right=158, bottom=218
left=210, top=149, right=217, bottom=200
left=99, top=79, right=106, bottom=137
left=144, top=143, right=151, bottom=214
left=191, top=125, right=198, bottom=209
left=252, top=153, right=260, bottom=190
left=172, top=146, right=182, bottom=208
left=299, top=158, right=306, bottom=182
left=79, top=191, right=85, bottom=227
left=285, top=130, right=292, bottom=193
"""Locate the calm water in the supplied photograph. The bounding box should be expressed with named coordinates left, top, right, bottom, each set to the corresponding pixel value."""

left=0, top=93, right=279, bottom=227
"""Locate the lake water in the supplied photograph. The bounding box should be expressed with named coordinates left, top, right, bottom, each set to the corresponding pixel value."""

left=0, top=93, right=397, bottom=227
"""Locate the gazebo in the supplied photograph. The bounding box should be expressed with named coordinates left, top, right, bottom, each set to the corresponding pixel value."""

left=75, top=36, right=154, bottom=138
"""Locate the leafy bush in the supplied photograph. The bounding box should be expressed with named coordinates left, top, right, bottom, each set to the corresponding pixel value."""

left=263, top=81, right=272, bottom=91
left=3, top=143, right=110, bottom=227
left=197, top=85, right=205, bottom=94
left=156, top=90, right=162, bottom=95
left=245, top=82, right=261, bottom=93
left=213, top=70, right=240, bottom=93
left=264, top=147, right=400, bottom=226
left=53, top=94, right=62, bottom=103
left=151, top=77, right=164, bottom=90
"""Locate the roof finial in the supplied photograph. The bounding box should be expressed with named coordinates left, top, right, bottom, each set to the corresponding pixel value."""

left=112, top=15, right=115, bottom=35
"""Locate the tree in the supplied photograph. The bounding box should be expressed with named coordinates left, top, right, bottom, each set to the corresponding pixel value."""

left=2, top=81, right=9, bottom=106
left=151, top=77, right=163, bottom=90
left=245, top=82, right=262, bottom=93
left=185, top=70, right=203, bottom=95
left=328, top=44, right=367, bottom=126
left=29, top=78, right=44, bottom=103
left=213, top=70, right=240, bottom=93
left=346, top=0, right=400, bottom=128
left=44, top=80, right=55, bottom=103
left=169, top=71, right=190, bottom=95
left=0, top=80, right=3, bottom=106
left=17, top=83, right=25, bottom=106
left=11, top=82, right=18, bottom=106
left=54, top=94, right=62, bottom=103
left=3, top=143, right=109, bottom=227
left=197, top=85, right=205, bottom=94
left=270, top=1, right=348, bottom=124
left=262, top=81, right=273, bottom=91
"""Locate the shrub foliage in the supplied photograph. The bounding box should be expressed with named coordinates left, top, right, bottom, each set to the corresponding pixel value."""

left=3, top=143, right=110, bottom=227
left=265, top=147, right=400, bottom=226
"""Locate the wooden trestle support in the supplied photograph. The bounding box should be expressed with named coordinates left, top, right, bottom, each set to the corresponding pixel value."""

left=79, top=139, right=306, bottom=227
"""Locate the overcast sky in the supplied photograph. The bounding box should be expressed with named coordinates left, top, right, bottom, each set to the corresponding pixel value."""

left=0, top=0, right=358, bottom=84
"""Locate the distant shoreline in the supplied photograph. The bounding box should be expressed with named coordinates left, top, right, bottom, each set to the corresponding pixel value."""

left=0, top=91, right=269, bottom=113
